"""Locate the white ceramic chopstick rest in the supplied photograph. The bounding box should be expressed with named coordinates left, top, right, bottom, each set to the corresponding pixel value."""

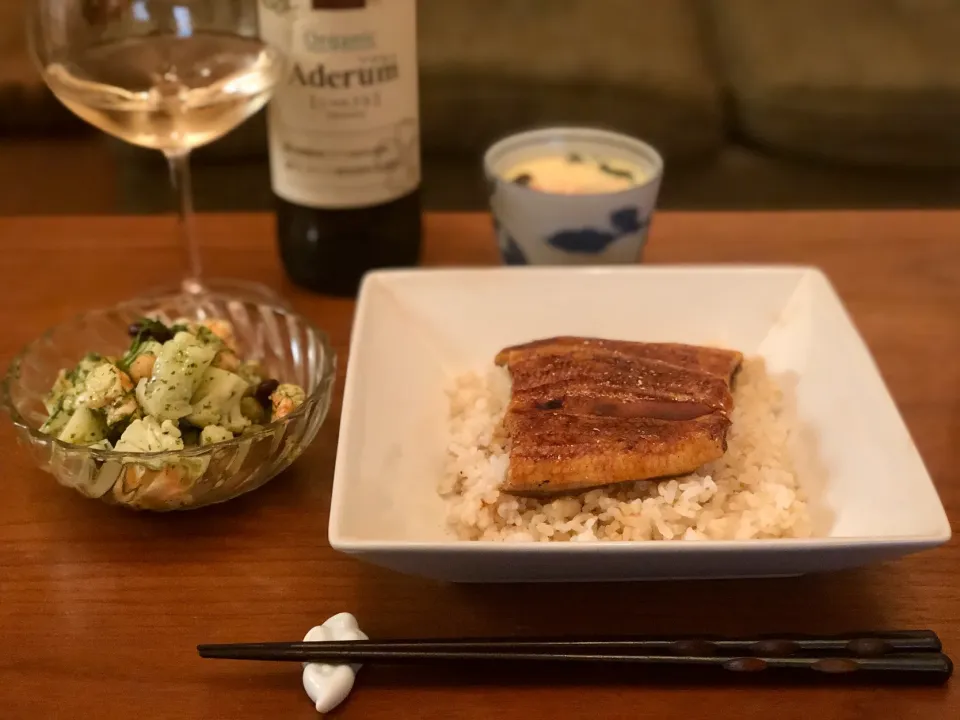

left=301, top=613, right=368, bottom=713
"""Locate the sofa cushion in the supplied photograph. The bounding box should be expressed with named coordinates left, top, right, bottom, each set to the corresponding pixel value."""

left=419, top=0, right=724, bottom=161
left=710, top=0, right=960, bottom=167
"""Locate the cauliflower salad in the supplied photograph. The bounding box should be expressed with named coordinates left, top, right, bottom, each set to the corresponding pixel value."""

left=40, top=316, right=307, bottom=454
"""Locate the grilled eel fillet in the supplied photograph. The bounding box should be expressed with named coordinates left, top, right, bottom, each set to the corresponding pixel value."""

left=495, top=336, right=742, bottom=384
left=495, top=337, right=744, bottom=495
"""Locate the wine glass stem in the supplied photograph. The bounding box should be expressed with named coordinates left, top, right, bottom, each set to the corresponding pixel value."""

left=164, top=149, right=203, bottom=295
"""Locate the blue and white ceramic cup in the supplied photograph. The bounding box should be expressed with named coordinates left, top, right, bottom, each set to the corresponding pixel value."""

left=483, top=128, right=664, bottom=265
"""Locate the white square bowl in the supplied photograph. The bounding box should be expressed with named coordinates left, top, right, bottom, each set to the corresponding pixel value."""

left=328, top=266, right=950, bottom=582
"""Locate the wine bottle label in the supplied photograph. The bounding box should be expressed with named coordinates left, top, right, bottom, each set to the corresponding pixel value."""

left=258, top=0, right=420, bottom=209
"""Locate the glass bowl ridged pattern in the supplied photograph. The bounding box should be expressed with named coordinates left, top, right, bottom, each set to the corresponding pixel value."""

left=1, top=294, right=335, bottom=511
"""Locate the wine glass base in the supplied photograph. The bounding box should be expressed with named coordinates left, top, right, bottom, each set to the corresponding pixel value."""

left=143, top=278, right=291, bottom=309
left=181, top=277, right=205, bottom=296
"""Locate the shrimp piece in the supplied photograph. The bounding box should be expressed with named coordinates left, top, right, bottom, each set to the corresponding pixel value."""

left=202, top=319, right=237, bottom=351
left=128, top=353, right=156, bottom=384
left=270, top=383, right=306, bottom=421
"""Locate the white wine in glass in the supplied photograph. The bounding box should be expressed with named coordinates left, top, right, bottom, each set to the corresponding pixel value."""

left=29, top=0, right=286, bottom=297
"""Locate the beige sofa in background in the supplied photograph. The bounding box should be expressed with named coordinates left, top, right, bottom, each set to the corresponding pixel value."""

left=3, top=0, right=960, bottom=212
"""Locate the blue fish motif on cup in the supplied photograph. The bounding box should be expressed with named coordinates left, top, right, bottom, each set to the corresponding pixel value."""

left=547, top=206, right=648, bottom=254
left=610, top=207, right=644, bottom=234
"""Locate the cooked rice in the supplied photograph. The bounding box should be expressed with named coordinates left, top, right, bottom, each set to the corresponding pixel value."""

left=440, top=357, right=812, bottom=542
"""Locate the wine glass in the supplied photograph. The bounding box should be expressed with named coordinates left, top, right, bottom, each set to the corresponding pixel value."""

left=27, top=0, right=286, bottom=301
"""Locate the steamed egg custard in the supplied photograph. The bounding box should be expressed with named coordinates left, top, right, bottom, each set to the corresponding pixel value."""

left=505, top=153, right=650, bottom=195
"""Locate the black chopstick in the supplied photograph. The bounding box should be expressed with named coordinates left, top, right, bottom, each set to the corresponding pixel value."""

left=197, top=631, right=952, bottom=683
left=198, top=648, right=953, bottom=678
left=198, top=630, right=941, bottom=661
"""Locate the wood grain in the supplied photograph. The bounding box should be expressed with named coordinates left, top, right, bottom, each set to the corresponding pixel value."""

left=0, top=211, right=958, bottom=719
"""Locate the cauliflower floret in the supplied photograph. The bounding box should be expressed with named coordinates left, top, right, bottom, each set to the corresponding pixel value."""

left=191, top=323, right=241, bottom=373
left=136, top=332, right=216, bottom=422
left=200, top=425, right=234, bottom=446
left=40, top=402, right=73, bottom=437
left=44, top=352, right=105, bottom=416
left=75, top=363, right=138, bottom=426
left=270, top=383, right=306, bottom=421
left=45, top=371, right=73, bottom=417
left=41, top=355, right=135, bottom=437
left=76, top=363, right=132, bottom=408
left=56, top=406, right=107, bottom=446
left=104, top=396, right=139, bottom=427
left=114, top=416, right=184, bottom=454
left=186, top=366, right=251, bottom=433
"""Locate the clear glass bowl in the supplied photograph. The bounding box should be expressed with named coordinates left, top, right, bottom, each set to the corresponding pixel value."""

left=1, top=294, right=336, bottom=511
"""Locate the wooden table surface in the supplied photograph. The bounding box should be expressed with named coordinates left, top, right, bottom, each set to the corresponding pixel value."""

left=1, top=211, right=958, bottom=719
